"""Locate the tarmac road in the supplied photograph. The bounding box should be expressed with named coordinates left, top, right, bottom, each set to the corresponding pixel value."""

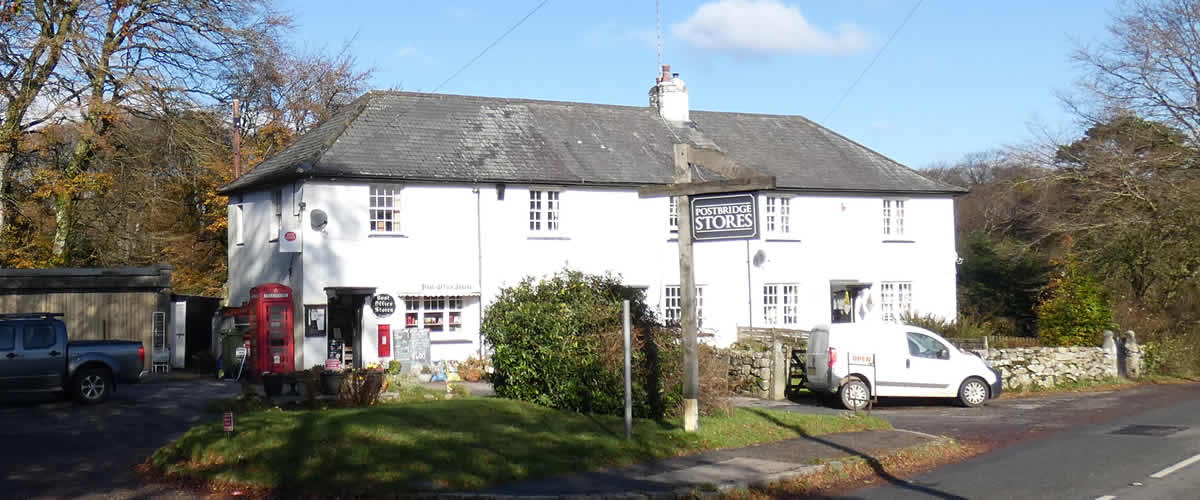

left=0, top=375, right=240, bottom=500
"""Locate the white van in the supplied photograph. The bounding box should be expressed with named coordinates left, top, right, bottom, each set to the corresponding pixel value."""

left=805, top=323, right=1002, bottom=410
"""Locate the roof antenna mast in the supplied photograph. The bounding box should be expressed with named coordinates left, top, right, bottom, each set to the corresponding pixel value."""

left=656, top=0, right=663, bottom=71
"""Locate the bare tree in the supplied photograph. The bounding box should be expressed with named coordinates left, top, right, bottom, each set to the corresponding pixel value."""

left=1073, top=0, right=1200, bottom=138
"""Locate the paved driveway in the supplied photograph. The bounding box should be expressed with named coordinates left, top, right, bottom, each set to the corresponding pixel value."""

left=0, top=376, right=240, bottom=499
left=736, top=382, right=1200, bottom=447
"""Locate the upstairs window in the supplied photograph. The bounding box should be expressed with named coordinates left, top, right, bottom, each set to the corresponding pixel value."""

left=765, top=196, right=791, bottom=236
left=763, top=284, right=800, bottom=326
left=269, top=189, right=282, bottom=242
left=529, top=189, right=561, bottom=232
left=664, top=285, right=704, bottom=327
left=883, top=199, right=906, bottom=238
left=668, top=197, right=678, bottom=233
left=369, top=185, right=402, bottom=233
left=881, top=281, right=913, bottom=323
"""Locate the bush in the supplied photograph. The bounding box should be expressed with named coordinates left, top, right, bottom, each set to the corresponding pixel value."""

left=482, top=269, right=730, bottom=419
left=458, top=356, right=489, bottom=382
left=387, top=360, right=402, bottom=375
left=1036, top=259, right=1117, bottom=346
left=339, top=369, right=385, bottom=407
left=901, top=312, right=1001, bottom=339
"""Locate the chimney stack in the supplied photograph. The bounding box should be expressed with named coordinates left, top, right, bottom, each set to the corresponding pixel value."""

left=649, top=64, right=689, bottom=123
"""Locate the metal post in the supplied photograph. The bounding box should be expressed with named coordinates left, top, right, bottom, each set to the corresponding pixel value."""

left=675, top=144, right=700, bottom=432
left=623, top=300, right=633, bottom=440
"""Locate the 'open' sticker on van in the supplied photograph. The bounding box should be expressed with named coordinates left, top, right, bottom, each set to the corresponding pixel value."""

left=849, top=354, right=875, bottom=365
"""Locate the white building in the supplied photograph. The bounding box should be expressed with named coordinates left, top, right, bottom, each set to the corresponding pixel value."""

left=220, top=66, right=965, bottom=370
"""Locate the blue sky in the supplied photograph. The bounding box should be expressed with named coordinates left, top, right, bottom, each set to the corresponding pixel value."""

left=280, top=0, right=1118, bottom=168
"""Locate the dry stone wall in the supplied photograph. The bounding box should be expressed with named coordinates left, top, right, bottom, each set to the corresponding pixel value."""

left=974, top=346, right=1117, bottom=390
left=728, top=349, right=773, bottom=398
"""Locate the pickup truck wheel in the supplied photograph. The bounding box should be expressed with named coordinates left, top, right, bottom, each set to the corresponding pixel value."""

left=75, top=367, right=112, bottom=405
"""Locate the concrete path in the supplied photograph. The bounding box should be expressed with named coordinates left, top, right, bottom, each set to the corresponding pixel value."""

left=485, top=429, right=939, bottom=496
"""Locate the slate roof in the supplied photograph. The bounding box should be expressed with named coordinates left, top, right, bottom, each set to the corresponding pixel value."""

left=219, top=91, right=965, bottom=195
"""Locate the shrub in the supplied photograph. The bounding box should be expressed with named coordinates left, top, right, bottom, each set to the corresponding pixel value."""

left=901, top=312, right=1002, bottom=339
left=483, top=269, right=730, bottom=418
left=387, top=360, right=402, bottom=375
left=1035, top=259, right=1117, bottom=346
left=339, top=369, right=385, bottom=407
left=458, top=356, right=489, bottom=382
left=448, top=382, right=470, bottom=398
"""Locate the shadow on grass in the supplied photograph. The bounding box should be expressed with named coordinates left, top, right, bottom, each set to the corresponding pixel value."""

left=745, top=408, right=967, bottom=500
left=151, top=399, right=702, bottom=497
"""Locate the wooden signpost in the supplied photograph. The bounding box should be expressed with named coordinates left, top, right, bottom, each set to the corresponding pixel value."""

left=638, top=144, right=775, bottom=432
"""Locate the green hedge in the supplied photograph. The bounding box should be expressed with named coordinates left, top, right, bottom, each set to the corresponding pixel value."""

left=482, top=269, right=725, bottom=419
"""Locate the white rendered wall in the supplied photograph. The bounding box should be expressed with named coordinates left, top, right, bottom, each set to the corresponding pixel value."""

left=232, top=181, right=958, bottom=368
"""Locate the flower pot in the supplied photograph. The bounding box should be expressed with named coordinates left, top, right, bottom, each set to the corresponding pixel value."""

left=263, top=374, right=284, bottom=397
left=321, top=372, right=344, bottom=395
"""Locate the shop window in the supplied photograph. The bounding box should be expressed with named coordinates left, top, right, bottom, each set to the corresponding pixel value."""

left=664, top=285, right=704, bottom=327
left=369, top=185, right=402, bottom=233
left=765, top=196, right=791, bottom=236
left=883, top=199, right=906, bottom=239
left=529, top=189, right=560, bottom=232
left=763, top=283, right=800, bottom=326
left=881, top=281, right=912, bottom=323
left=404, top=296, right=465, bottom=333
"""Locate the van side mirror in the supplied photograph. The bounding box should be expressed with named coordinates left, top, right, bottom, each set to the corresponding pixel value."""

left=938, top=349, right=950, bottom=360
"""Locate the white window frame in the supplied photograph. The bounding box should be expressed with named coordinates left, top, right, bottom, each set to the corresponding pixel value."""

left=269, top=189, right=282, bottom=242
left=369, top=184, right=403, bottom=234
left=668, top=196, right=679, bottom=233
left=233, top=204, right=244, bottom=246
left=882, top=198, right=907, bottom=239
left=881, top=281, right=913, bottom=323
left=763, top=283, right=800, bottom=326
left=404, top=296, right=466, bottom=333
left=764, top=195, right=792, bottom=237
left=528, top=188, right=562, bottom=233
left=663, top=285, right=704, bottom=327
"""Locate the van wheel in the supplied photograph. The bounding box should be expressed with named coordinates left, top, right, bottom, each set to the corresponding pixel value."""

left=958, top=377, right=989, bottom=408
left=839, top=378, right=871, bottom=411
left=75, top=367, right=112, bottom=405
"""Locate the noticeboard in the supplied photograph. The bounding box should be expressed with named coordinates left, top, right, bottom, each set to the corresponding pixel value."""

left=690, top=192, right=759, bottom=241
left=304, top=305, right=326, bottom=337
left=392, top=328, right=431, bottom=373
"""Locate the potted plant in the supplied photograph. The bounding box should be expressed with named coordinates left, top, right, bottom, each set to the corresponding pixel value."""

left=418, top=364, right=433, bottom=383
left=262, top=372, right=284, bottom=397
left=321, top=364, right=344, bottom=396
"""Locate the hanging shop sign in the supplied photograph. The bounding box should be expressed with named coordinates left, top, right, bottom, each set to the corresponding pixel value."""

left=690, top=192, right=759, bottom=241
left=371, top=294, right=396, bottom=317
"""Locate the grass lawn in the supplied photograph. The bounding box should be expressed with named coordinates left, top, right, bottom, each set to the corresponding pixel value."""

left=150, top=398, right=889, bottom=495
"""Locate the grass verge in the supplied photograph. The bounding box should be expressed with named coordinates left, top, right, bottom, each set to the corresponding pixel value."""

left=723, top=438, right=989, bottom=499
left=997, top=375, right=1199, bottom=399
left=146, top=398, right=889, bottom=496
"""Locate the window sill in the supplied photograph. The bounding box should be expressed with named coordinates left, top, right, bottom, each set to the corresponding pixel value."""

left=369, top=233, right=408, bottom=238
left=527, top=235, right=570, bottom=240
left=765, top=236, right=802, bottom=242
left=882, top=239, right=915, bottom=243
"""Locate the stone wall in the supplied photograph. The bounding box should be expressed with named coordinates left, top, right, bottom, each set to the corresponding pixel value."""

left=728, top=348, right=774, bottom=398
left=974, top=330, right=1142, bottom=391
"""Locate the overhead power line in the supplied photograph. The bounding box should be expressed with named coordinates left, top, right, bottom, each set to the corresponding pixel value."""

left=822, top=0, right=924, bottom=123
left=430, top=0, right=552, bottom=94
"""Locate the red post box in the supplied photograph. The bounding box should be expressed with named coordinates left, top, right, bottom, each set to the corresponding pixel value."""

left=247, top=283, right=295, bottom=374
left=377, top=324, right=391, bottom=358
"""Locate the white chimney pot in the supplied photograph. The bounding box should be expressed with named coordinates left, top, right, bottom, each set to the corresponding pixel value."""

left=657, top=75, right=689, bottom=123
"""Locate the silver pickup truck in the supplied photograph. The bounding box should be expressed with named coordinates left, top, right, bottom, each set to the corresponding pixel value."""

left=0, top=313, right=147, bottom=404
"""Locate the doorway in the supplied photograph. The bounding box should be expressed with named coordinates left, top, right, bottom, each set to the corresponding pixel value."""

left=830, top=281, right=872, bottom=323
left=324, top=287, right=375, bottom=369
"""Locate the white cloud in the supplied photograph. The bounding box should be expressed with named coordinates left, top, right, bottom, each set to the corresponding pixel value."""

left=672, top=0, right=871, bottom=55
left=394, top=47, right=420, bottom=58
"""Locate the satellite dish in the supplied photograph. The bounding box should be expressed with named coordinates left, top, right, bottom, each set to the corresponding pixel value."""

left=310, top=209, right=328, bottom=230
left=752, top=249, right=767, bottom=267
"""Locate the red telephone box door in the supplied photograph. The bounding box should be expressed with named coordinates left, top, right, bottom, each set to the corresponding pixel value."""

left=377, top=324, right=391, bottom=358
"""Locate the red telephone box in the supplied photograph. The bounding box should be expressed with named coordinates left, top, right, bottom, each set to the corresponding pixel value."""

left=377, top=324, right=391, bottom=358
left=248, top=283, right=295, bottom=374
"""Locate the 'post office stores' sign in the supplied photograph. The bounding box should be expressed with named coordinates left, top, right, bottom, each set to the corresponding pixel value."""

left=691, top=192, right=759, bottom=241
